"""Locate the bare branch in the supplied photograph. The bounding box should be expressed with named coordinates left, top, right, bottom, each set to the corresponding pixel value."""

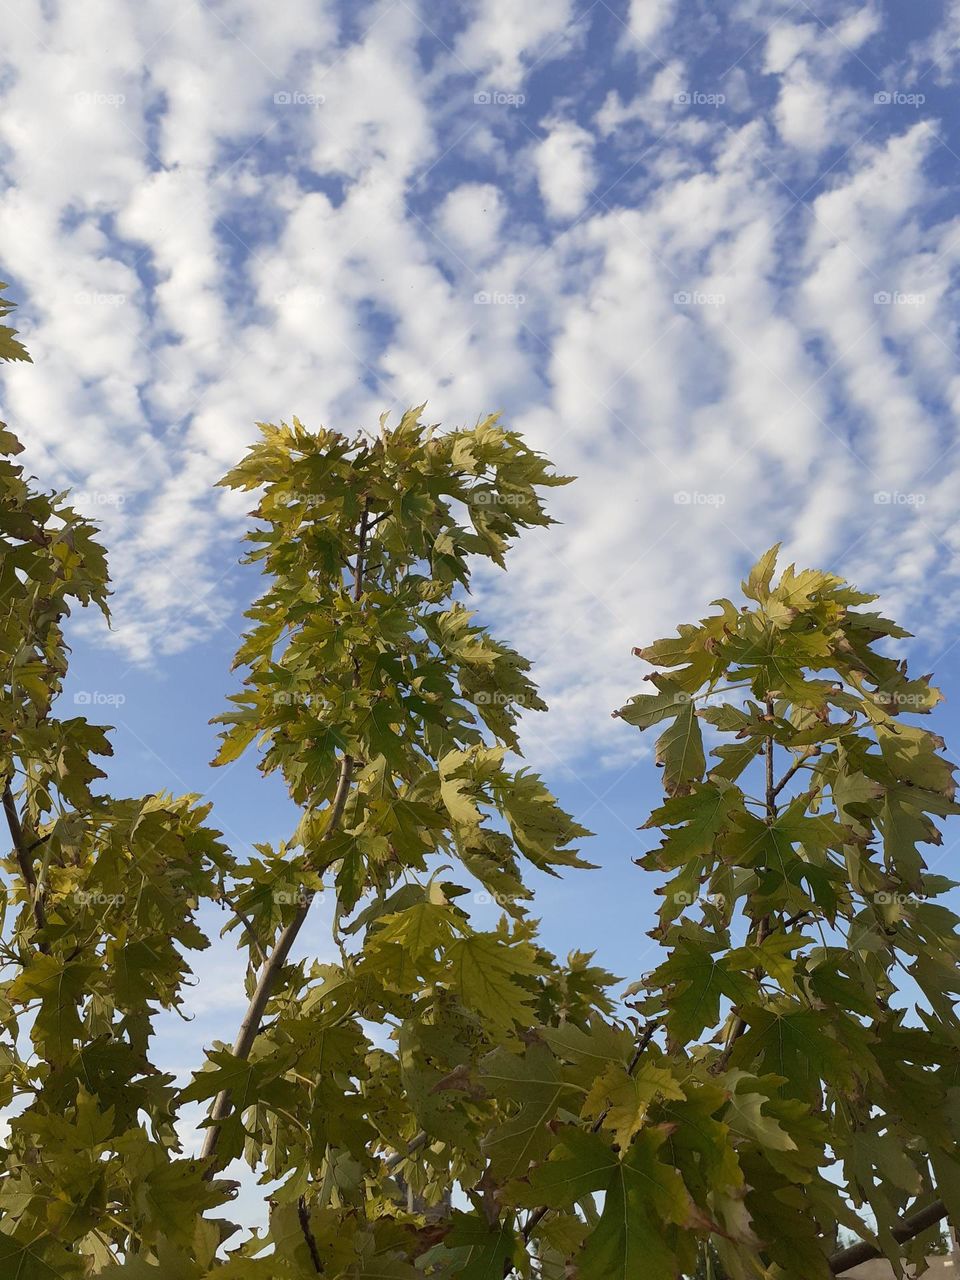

left=772, top=747, right=820, bottom=800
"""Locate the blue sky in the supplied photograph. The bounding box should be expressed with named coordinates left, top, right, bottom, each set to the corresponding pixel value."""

left=3, top=0, right=960, bottom=1171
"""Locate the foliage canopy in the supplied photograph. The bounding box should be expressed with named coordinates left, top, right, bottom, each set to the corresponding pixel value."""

left=0, top=284, right=958, bottom=1278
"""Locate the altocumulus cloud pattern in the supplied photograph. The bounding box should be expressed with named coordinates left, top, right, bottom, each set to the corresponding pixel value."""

left=3, top=0, right=960, bottom=764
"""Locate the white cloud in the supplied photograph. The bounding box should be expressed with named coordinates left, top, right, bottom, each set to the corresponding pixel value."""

left=534, top=120, right=596, bottom=220
left=906, top=0, right=960, bottom=83
left=437, top=182, right=506, bottom=258
left=595, top=61, right=689, bottom=135
left=627, top=0, right=679, bottom=46
left=772, top=59, right=863, bottom=153
left=760, top=6, right=883, bottom=154
left=452, top=0, right=580, bottom=89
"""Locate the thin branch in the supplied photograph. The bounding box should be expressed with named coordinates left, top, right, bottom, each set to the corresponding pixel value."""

left=297, top=1195, right=324, bottom=1273
left=200, top=501, right=372, bottom=1172
left=3, top=779, right=47, bottom=945
left=715, top=719, right=778, bottom=1072
left=522, top=1021, right=659, bottom=1242
left=214, top=882, right=266, bottom=965
left=384, top=1130, right=429, bottom=1172
left=201, top=755, right=354, bottom=1170
left=772, top=747, right=820, bottom=800
left=782, top=909, right=813, bottom=931
left=828, top=1199, right=947, bottom=1274
left=621, top=1020, right=659, bottom=1084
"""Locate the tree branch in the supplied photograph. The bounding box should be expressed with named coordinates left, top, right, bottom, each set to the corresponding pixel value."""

left=200, top=502, right=372, bottom=1172
left=3, top=779, right=47, bottom=944
left=297, top=1194, right=324, bottom=1273
left=384, top=1130, right=429, bottom=1172
left=828, top=1199, right=947, bottom=1274
left=714, top=715, right=778, bottom=1071
left=214, top=881, right=266, bottom=965
left=772, top=748, right=819, bottom=799
left=521, top=1021, right=659, bottom=1242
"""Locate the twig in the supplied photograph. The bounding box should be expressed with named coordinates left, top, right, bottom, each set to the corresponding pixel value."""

left=715, top=721, right=778, bottom=1073
left=3, top=779, right=47, bottom=945
left=214, top=882, right=266, bottom=964
left=297, top=1195, right=324, bottom=1273
left=384, top=1130, right=429, bottom=1172
left=522, top=1021, right=659, bottom=1242
left=765, top=702, right=776, bottom=820
left=773, top=752, right=814, bottom=793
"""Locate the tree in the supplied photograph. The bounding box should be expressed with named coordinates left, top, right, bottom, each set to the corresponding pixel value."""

left=1, top=282, right=958, bottom=1277
left=611, top=548, right=960, bottom=1277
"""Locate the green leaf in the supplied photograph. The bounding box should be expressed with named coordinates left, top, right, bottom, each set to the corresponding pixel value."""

left=481, top=1042, right=574, bottom=1180
left=0, top=1231, right=88, bottom=1279
left=742, top=544, right=781, bottom=602
left=654, top=697, right=705, bottom=795
left=442, top=1212, right=519, bottom=1279
left=578, top=1128, right=695, bottom=1280
left=647, top=939, right=755, bottom=1045
left=446, top=932, right=543, bottom=1030
left=584, top=1059, right=685, bottom=1149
